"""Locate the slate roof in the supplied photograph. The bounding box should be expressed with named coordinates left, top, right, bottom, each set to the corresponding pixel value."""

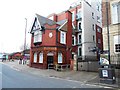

left=36, top=14, right=56, bottom=26
left=57, top=19, right=67, bottom=25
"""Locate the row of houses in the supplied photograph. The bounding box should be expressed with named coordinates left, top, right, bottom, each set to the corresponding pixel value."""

left=28, top=0, right=120, bottom=71
left=0, top=49, right=30, bottom=60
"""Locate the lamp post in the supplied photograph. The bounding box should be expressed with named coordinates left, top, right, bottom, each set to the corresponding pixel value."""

left=24, top=18, right=27, bottom=61
left=106, top=0, right=111, bottom=64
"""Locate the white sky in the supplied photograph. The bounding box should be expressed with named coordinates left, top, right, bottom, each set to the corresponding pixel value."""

left=0, top=0, right=78, bottom=53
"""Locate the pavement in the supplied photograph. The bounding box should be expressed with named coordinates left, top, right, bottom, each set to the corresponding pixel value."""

left=1, top=60, right=120, bottom=89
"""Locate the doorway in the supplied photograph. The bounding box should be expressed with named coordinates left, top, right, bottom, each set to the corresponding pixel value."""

left=47, top=56, right=54, bottom=69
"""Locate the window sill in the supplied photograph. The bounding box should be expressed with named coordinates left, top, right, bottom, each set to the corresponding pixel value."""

left=34, top=42, right=42, bottom=46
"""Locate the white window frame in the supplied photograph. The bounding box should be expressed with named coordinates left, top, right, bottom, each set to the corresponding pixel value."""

left=39, top=53, right=43, bottom=63
left=34, top=30, right=42, bottom=43
left=114, top=35, right=120, bottom=53
left=60, top=31, right=66, bottom=44
left=78, top=34, right=82, bottom=44
left=58, top=53, right=62, bottom=63
left=115, top=44, right=120, bottom=53
left=111, top=3, right=120, bottom=24
left=72, top=35, right=76, bottom=46
left=78, top=21, right=82, bottom=31
left=33, top=52, right=37, bottom=63
left=78, top=47, right=82, bottom=56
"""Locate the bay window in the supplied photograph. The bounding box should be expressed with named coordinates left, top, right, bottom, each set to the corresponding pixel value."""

left=34, top=30, right=42, bottom=43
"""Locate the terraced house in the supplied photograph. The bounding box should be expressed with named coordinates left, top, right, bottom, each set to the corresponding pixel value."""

left=29, top=0, right=103, bottom=71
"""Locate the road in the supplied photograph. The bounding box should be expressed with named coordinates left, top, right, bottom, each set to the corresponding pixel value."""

left=0, top=62, right=113, bottom=89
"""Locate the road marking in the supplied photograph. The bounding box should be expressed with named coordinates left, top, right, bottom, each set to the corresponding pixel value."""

left=104, top=86, right=112, bottom=88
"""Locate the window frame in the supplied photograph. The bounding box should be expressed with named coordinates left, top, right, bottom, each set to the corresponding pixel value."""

left=111, top=3, right=120, bottom=24
left=114, top=35, right=120, bottom=53
left=72, top=35, right=76, bottom=46
left=78, top=21, right=82, bottom=31
left=115, top=44, right=120, bottom=52
left=60, top=31, right=66, bottom=44
left=78, top=34, right=82, bottom=44
left=92, top=12, right=94, bottom=19
left=78, top=47, right=82, bottom=57
left=34, top=30, right=42, bottom=43
left=58, top=53, right=62, bottom=63
left=33, top=52, right=37, bottom=63
left=39, top=53, right=43, bottom=63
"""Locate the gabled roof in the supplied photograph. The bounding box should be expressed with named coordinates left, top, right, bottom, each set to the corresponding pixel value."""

left=30, top=14, right=68, bottom=33
left=36, top=14, right=56, bottom=26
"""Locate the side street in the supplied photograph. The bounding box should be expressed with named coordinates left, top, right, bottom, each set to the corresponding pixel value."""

left=1, top=60, right=120, bottom=89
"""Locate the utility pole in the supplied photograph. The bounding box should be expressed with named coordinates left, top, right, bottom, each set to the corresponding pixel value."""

left=106, top=0, right=111, bottom=64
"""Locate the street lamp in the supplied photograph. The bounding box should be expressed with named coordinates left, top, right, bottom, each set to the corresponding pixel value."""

left=24, top=18, right=27, bottom=59
left=106, top=0, right=111, bottom=64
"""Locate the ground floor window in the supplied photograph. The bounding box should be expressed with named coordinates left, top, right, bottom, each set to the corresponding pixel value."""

left=39, top=53, right=43, bottom=63
left=34, top=52, right=37, bottom=63
left=114, top=35, right=120, bottom=53
left=58, top=53, right=62, bottom=63
left=115, top=44, right=120, bottom=52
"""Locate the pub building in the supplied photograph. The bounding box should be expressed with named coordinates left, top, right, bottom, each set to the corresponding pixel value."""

left=29, top=11, right=72, bottom=69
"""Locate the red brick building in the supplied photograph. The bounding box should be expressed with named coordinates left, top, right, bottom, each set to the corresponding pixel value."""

left=30, top=11, right=72, bottom=69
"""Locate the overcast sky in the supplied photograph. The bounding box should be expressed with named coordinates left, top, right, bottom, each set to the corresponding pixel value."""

left=0, top=0, right=79, bottom=53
